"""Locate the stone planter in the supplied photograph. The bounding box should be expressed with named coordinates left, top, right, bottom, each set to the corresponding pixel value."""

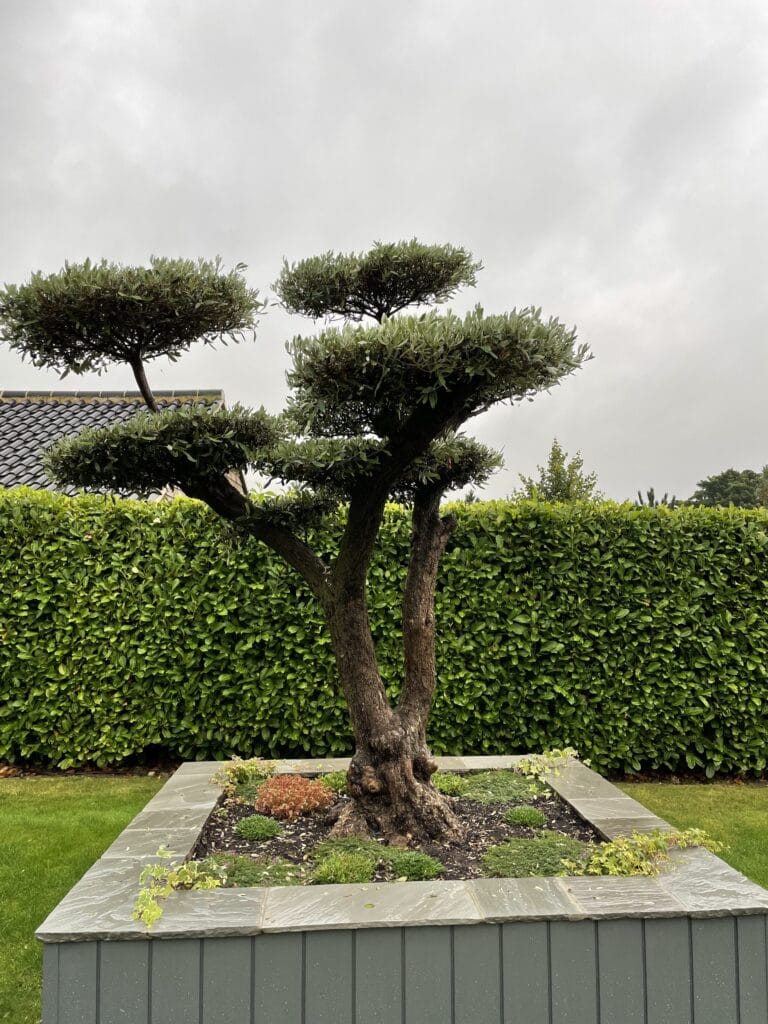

left=38, top=757, right=768, bottom=1023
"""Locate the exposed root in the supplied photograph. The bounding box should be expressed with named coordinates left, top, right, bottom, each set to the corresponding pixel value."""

left=330, top=754, right=466, bottom=846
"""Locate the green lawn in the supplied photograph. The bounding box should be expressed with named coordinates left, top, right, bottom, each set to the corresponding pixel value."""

left=2, top=777, right=767, bottom=1024
left=0, top=775, right=164, bottom=1024
left=617, top=781, right=768, bottom=888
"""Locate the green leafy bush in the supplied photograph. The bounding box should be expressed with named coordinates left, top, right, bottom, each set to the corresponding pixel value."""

left=504, top=805, right=546, bottom=828
left=482, top=832, right=586, bottom=878
left=234, top=814, right=283, bottom=841
left=2, top=490, right=768, bottom=776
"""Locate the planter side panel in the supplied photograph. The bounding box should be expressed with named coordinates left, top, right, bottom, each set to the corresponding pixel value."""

left=42, top=916, right=768, bottom=1024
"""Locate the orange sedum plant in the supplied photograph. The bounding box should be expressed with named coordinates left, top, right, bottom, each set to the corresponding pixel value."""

left=254, top=775, right=336, bottom=820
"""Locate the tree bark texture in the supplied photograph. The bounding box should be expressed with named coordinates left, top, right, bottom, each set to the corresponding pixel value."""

left=327, top=489, right=462, bottom=844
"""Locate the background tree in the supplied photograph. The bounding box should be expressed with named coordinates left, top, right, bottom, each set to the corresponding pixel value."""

left=512, top=437, right=601, bottom=502
left=687, top=467, right=768, bottom=508
left=635, top=487, right=678, bottom=508
left=0, top=242, right=588, bottom=844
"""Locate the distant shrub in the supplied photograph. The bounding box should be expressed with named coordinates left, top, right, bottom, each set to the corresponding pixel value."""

left=254, top=775, right=336, bottom=820
left=3, top=491, right=768, bottom=778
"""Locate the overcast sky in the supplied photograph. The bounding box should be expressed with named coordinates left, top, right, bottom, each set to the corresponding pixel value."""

left=2, top=0, right=767, bottom=501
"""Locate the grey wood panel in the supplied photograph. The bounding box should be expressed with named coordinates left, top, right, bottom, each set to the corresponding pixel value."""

left=645, top=918, right=692, bottom=1024
left=403, top=926, right=452, bottom=1024
left=453, top=924, right=501, bottom=1024
left=738, top=915, right=768, bottom=1024
left=150, top=939, right=201, bottom=1024
left=501, top=922, right=549, bottom=1024
left=596, top=919, right=645, bottom=1024
left=201, top=937, right=252, bottom=1024
left=58, top=942, right=97, bottom=1024
left=691, top=917, right=739, bottom=1024
left=99, top=940, right=149, bottom=1024
left=355, top=928, right=402, bottom=1024
left=305, top=930, right=354, bottom=1024
left=252, top=932, right=302, bottom=1024
left=549, top=921, right=599, bottom=1024
left=42, top=944, right=59, bottom=1024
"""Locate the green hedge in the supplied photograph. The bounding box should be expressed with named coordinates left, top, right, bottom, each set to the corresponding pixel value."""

left=1, top=488, right=767, bottom=775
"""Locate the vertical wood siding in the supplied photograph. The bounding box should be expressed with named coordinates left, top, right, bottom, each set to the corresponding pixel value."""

left=43, top=915, right=768, bottom=1024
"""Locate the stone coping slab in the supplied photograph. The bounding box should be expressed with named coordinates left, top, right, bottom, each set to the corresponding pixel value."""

left=36, top=756, right=768, bottom=942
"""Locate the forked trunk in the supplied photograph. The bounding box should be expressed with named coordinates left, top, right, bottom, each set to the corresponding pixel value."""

left=326, top=489, right=462, bottom=846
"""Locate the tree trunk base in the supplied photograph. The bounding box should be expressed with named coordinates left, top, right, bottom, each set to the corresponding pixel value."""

left=330, top=748, right=465, bottom=846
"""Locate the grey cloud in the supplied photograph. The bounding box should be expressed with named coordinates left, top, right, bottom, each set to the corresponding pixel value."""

left=1, top=0, right=767, bottom=503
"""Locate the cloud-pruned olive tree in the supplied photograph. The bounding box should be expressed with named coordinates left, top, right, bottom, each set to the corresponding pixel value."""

left=0, top=243, right=589, bottom=843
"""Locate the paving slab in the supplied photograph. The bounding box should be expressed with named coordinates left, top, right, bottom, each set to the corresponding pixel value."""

left=659, top=848, right=768, bottom=916
left=262, top=879, right=483, bottom=932
left=471, top=877, right=581, bottom=921
left=37, top=859, right=149, bottom=941
left=561, top=876, right=684, bottom=918
left=152, top=888, right=267, bottom=937
left=101, top=826, right=202, bottom=861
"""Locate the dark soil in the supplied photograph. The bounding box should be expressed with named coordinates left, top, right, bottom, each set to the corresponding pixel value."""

left=194, top=785, right=601, bottom=882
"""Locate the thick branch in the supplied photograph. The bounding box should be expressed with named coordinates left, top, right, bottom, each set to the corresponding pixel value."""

left=129, top=356, right=159, bottom=412
left=398, top=488, right=457, bottom=725
left=183, top=474, right=330, bottom=604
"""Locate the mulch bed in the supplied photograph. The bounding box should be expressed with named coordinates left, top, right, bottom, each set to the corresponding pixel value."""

left=194, top=786, right=601, bottom=882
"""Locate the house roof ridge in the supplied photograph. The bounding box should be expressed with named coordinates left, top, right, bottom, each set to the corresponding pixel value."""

left=0, top=389, right=224, bottom=400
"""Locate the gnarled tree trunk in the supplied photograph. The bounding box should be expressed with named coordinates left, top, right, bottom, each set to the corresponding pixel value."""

left=327, top=487, right=462, bottom=845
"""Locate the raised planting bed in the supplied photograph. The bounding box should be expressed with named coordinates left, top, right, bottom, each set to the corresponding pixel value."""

left=38, top=757, right=768, bottom=1024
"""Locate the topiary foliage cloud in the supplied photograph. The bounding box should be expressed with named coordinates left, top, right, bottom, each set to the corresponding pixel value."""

left=0, top=256, right=262, bottom=376
left=274, top=239, right=481, bottom=322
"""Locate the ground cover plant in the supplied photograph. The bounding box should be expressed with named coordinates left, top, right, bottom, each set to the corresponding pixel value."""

left=0, top=774, right=164, bottom=1024
left=0, top=242, right=589, bottom=844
